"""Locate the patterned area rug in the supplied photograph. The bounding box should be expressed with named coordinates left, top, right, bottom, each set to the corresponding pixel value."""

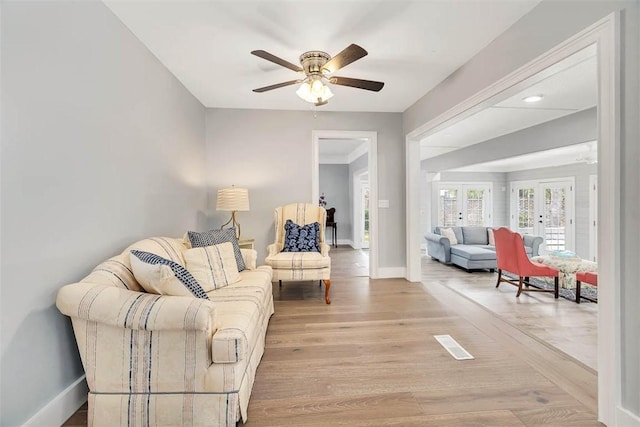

left=503, top=272, right=598, bottom=303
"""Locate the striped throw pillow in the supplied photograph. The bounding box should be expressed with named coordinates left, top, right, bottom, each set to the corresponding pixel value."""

left=183, top=242, right=240, bottom=291
left=187, top=228, right=246, bottom=271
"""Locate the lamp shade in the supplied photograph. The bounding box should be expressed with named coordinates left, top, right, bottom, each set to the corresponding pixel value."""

left=216, top=187, right=250, bottom=211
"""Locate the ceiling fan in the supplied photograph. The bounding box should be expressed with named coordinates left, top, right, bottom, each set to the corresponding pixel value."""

left=251, top=44, right=384, bottom=106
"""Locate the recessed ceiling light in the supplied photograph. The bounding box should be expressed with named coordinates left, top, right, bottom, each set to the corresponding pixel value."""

left=523, top=94, right=544, bottom=103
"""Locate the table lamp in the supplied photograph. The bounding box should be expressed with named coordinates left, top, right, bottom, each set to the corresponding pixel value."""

left=216, top=186, right=250, bottom=240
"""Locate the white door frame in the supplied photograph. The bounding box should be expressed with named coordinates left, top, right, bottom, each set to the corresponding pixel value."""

left=435, top=182, right=493, bottom=227
left=405, top=14, right=620, bottom=425
left=352, top=168, right=369, bottom=249
left=312, top=130, right=378, bottom=278
left=509, top=177, right=576, bottom=253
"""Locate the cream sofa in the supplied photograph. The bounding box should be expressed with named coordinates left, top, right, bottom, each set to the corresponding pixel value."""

left=56, top=236, right=274, bottom=427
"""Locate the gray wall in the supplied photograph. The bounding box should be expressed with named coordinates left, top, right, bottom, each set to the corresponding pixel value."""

left=405, top=0, right=639, bottom=416
left=507, top=163, right=597, bottom=259
left=205, top=108, right=404, bottom=269
left=319, top=164, right=350, bottom=242
left=0, top=2, right=207, bottom=425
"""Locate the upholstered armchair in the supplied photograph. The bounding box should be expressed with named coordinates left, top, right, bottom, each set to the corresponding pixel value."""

left=264, top=203, right=332, bottom=304
left=494, top=227, right=559, bottom=298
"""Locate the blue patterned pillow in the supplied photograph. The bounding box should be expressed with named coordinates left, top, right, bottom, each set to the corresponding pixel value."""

left=282, top=220, right=320, bottom=252
left=130, top=250, right=209, bottom=300
left=187, top=228, right=246, bottom=271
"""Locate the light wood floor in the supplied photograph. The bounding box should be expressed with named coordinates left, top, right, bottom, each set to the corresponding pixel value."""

left=64, top=246, right=600, bottom=426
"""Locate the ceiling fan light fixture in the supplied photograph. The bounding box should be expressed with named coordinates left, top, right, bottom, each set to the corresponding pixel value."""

left=296, top=78, right=333, bottom=105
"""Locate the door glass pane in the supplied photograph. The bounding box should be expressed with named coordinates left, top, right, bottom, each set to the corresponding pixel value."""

left=465, top=189, right=485, bottom=226
left=439, top=189, right=458, bottom=227
left=517, top=188, right=535, bottom=234
left=544, top=187, right=566, bottom=251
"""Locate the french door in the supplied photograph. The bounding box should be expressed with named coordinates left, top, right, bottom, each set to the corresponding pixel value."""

left=510, top=179, right=574, bottom=253
left=361, top=182, right=370, bottom=249
left=437, top=183, right=492, bottom=227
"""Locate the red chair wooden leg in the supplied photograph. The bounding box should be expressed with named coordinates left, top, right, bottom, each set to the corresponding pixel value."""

left=516, top=276, right=524, bottom=297
left=323, top=279, right=331, bottom=304
left=496, top=269, right=502, bottom=288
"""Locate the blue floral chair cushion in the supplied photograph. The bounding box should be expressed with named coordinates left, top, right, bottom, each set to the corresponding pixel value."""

left=282, top=220, right=320, bottom=252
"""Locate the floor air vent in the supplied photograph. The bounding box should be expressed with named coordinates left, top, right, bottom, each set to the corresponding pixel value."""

left=434, top=334, right=474, bottom=360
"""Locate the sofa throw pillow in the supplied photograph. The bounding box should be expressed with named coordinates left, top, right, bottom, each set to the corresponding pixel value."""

left=187, top=228, right=246, bottom=272
left=440, top=227, right=458, bottom=245
left=282, top=219, right=320, bottom=252
left=130, top=250, right=209, bottom=299
left=488, top=228, right=495, bottom=246
left=183, top=242, right=241, bottom=291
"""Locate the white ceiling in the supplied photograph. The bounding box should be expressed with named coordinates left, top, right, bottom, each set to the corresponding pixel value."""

left=420, top=44, right=598, bottom=160
left=104, top=1, right=540, bottom=112
left=319, top=138, right=368, bottom=164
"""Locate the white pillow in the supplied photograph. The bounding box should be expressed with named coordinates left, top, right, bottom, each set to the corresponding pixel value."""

left=488, top=228, right=495, bottom=246
left=440, top=227, right=458, bottom=245
left=183, top=242, right=240, bottom=291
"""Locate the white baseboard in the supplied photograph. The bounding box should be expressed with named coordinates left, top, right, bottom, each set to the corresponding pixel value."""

left=22, top=375, right=88, bottom=427
left=376, top=267, right=406, bottom=278
left=617, top=406, right=640, bottom=427
left=337, top=239, right=353, bottom=246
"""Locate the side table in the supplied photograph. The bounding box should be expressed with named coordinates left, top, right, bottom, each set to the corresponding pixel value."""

left=238, top=239, right=255, bottom=249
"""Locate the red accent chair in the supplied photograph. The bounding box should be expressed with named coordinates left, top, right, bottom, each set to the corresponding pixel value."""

left=575, top=271, right=598, bottom=304
left=494, top=227, right=559, bottom=298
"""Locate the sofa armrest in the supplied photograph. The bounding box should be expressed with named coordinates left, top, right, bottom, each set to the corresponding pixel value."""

left=211, top=329, right=247, bottom=363
left=523, top=235, right=544, bottom=257
left=56, top=282, right=216, bottom=332
left=319, top=242, right=331, bottom=256
left=425, top=232, right=451, bottom=263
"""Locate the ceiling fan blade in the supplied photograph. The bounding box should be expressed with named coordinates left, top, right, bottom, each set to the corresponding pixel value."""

left=252, top=79, right=302, bottom=93
left=322, top=44, right=368, bottom=73
left=330, top=76, right=384, bottom=92
left=251, top=50, right=303, bottom=72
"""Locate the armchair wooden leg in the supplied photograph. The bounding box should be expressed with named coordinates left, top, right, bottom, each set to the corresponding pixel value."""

left=516, top=276, right=524, bottom=297
left=554, top=276, right=559, bottom=299
left=279, top=280, right=282, bottom=287
left=495, top=269, right=502, bottom=288
left=323, top=279, right=331, bottom=305
left=576, top=279, right=581, bottom=303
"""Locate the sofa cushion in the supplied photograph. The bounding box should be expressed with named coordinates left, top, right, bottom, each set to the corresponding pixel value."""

left=188, top=228, right=246, bottom=272
left=130, top=250, right=210, bottom=299
left=283, top=220, right=320, bottom=252
left=440, top=227, right=458, bottom=245
left=450, top=245, right=497, bottom=261
left=265, top=251, right=330, bottom=269
left=462, top=227, right=489, bottom=245
left=183, top=242, right=241, bottom=291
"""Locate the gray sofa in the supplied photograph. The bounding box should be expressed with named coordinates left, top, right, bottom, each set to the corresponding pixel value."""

left=425, top=226, right=543, bottom=272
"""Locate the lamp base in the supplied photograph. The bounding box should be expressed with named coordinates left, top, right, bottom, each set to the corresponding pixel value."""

left=219, top=211, right=241, bottom=240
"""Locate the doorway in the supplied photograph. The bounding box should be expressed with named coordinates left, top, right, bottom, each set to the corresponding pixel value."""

left=510, top=178, right=575, bottom=253
left=312, top=130, right=378, bottom=278
left=405, top=14, right=618, bottom=424
left=436, top=182, right=493, bottom=227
